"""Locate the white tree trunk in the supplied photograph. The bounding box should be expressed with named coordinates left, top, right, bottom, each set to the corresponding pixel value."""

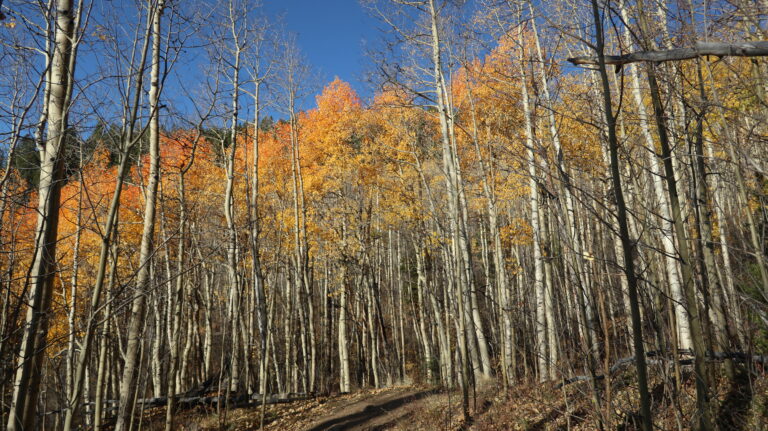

left=7, top=0, right=78, bottom=428
left=618, top=0, right=692, bottom=351
left=518, top=28, right=549, bottom=382
left=115, top=2, right=164, bottom=429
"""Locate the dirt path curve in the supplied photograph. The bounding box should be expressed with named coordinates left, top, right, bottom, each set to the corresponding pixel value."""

left=304, top=388, right=436, bottom=431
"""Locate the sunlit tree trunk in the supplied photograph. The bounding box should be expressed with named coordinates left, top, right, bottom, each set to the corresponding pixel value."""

left=165, top=156, right=195, bottom=430
left=93, top=240, right=118, bottom=431
left=65, top=149, right=84, bottom=411
left=617, top=0, right=692, bottom=351
left=633, top=1, right=713, bottom=427
left=414, top=243, right=434, bottom=383
left=338, top=222, right=351, bottom=393
left=427, top=0, right=471, bottom=417
left=115, top=2, right=164, bottom=429
left=64, top=8, right=154, bottom=425
left=517, top=24, right=548, bottom=383
left=249, top=79, right=269, bottom=396
left=224, top=27, right=242, bottom=394
left=7, top=0, right=79, bottom=428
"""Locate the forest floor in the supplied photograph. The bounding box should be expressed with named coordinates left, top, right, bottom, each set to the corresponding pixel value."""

left=138, top=366, right=768, bottom=430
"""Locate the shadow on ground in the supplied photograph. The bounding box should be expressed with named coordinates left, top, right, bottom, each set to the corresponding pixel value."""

left=306, top=391, right=434, bottom=431
left=717, top=370, right=754, bottom=430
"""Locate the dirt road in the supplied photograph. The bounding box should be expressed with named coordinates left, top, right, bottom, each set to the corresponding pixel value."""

left=304, top=388, right=436, bottom=431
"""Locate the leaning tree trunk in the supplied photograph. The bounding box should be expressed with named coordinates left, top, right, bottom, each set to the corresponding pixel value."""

left=517, top=25, right=549, bottom=383
left=617, top=0, right=692, bottom=351
left=427, top=0, right=471, bottom=419
left=115, top=2, right=164, bottom=430
left=63, top=7, right=154, bottom=428
left=7, top=0, right=78, bottom=428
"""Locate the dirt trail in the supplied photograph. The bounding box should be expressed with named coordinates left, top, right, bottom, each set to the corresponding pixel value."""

left=304, top=388, right=436, bottom=431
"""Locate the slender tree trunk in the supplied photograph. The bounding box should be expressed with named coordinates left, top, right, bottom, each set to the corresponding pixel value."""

left=7, top=0, right=78, bottom=428
left=224, top=40, right=242, bottom=395
left=617, top=0, right=692, bottom=351
left=415, top=243, right=433, bottom=383
left=94, top=241, right=118, bottom=431
left=633, top=1, right=714, bottom=427
left=248, top=82, right=269, bottom=396
left=590, top=1, right=652, bottom=429
left=338, top=234, right=351, bottom=393
left=165, top=171, right=189, bottom=431
left=427, top=2, right=472, bottom=418
left=115, top=2, right=164, bottom=429
left=65, top=9, right=154, bottom=423
left=690, top=59, right=732, bottom=378
left=517, top=26, right=548, bottom=383
left=65, top=151, right=84, bottom=409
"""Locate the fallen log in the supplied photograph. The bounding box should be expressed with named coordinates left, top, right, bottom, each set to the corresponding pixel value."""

left=45, top=392, right=311, bottom=416
left=135, top=391, right=310, bottom=409
left=557, top=351, right=767, bottom=389
left=567, top=41, right=768, bottom=66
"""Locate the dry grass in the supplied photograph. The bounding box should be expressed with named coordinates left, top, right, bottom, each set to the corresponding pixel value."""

left=469, top=366, right=768, bottom=430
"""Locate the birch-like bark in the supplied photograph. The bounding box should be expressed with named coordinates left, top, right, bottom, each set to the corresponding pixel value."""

left=224, top=17, right=242, bottom=393
left=338, top=221, right=351, bottom=393
left=65, top=149, right=84, bottom=410
left=65, top=7, right=155, bottom=423
left=115, top=2, right=164, bottom=429
left=165, top=150, right=196, bottom=430
left=617, top=0, right=692, bottom=351
left=426, top=0, right=471, bottom=417
left=632, top=1, right=713, bottom=427
left=517, top=23, right=548, bottom=383
left=248, top=78, right=269, bottom=396
left=414, top=243, right=434, bottom=383
left=93, top=241, right=118, bottom=431
left=7, top=0, right=79, bottom=428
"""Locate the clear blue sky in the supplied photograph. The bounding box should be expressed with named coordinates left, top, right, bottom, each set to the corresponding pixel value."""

left=0, top=1, right=381, bottom=138
left=263, top=0, right=379, bottom=104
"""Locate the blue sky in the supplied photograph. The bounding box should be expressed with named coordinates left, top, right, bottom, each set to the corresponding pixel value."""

left=263, top=0, right=379, bottom=105
left=2, top=1, right=381, bottom=140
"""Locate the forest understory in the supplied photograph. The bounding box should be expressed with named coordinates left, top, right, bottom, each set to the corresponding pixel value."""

left=128, top=363, right=768, bottom=430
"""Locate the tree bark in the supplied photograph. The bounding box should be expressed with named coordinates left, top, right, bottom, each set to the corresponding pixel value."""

left=589, top=0, right=652, bottom=429
left=115, top=2, right=164, bottom=429
left=568, top=41, right=768, bottom=66
left=7, top=0, right=78, bottom=428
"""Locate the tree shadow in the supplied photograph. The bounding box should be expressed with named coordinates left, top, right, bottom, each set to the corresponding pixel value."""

left=306, top=391, right=433, bottom=431
left=525, top=404, right=587, bottom=431
left=616, top=379, right=666, bottom=430
left=717, top=371, right=753, bottom=430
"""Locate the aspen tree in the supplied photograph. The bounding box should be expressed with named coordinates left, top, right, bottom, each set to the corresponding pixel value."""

left=633, top=0, right=714, bottom=427
left=7, top=0, right=81, bottom=428
left=588, top=0, right=652, bottom=429
left=115, top=2, right=165, bottom=429
left=616, top=0, right=692, bottom=351
left=63, top=5, right=155, bottom=428
left=517, top=24, right=549, bottom=382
